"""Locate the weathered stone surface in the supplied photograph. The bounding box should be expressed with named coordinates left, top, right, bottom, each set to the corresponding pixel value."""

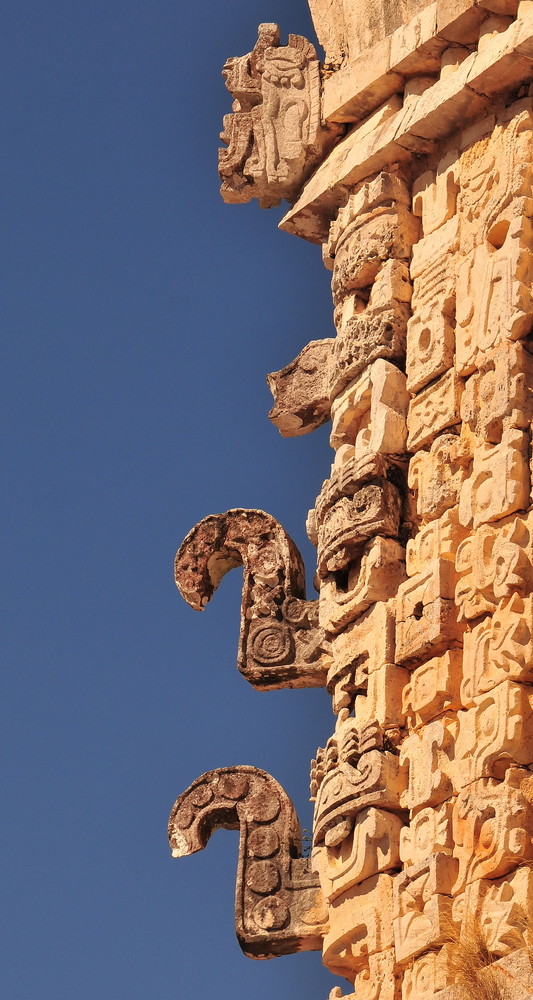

left=396, top=559, right=463, bottom=665
left=219, top=25, right=339, bottom=208
left=330, top=359, right=409, bottom=456
left=319, top=536, right=406, bottom=635
left=169, top=766, right=328, bottom=957
left=175, top=509, right=328, bottom=689
left=406, top=215, right=459, bottom=393
left=399, top=718, right=458, bottom=809
left=458, top=428, right=530, bottom=528
left=320, top=2, right=496, bottom=123
left=313, top=806, right=404, bottom=901
left=329, top=599, right=396, bottom=682
left=455, top=513, right=532, bottom=620
left=461, top=594, right=533, bottom=700
left=281, top=17, right=533, bottom=242
left=393, top=854, right=459, bottom=963
left=326, top=188, right=418, bottom=398
left=267, top=339, right=334, bottom=436
left=321, top=873, right=395, bottom=979
left=456, top=679, right=533, bottom=782
left=451, top=769, right=533, bottom=889
left=316, top=482, right=402, bottom=578
left=402, top=946, right=456, bottom=998
left=312, top=717, right=407, bottom=845
left=408, top=433, right=470, bottom=523
left=407, top=370, right=463, bottom=451
left=402, top=650, right=462, bottom=726
left=182, top=6, right=533, bottom=998
left=400, top=802, right=455, bottom=866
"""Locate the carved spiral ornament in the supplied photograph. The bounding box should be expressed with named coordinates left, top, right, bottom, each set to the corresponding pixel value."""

left=249, top=620, right=295, bottom=665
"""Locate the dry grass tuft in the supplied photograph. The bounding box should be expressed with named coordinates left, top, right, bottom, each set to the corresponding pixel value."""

left=448, top=918, right=502, bottom=1000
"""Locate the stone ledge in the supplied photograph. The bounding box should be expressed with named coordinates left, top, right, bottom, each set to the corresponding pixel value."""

left=323, top=0, right=519, bottom=123
left=281, top=11, right=533, bottom=242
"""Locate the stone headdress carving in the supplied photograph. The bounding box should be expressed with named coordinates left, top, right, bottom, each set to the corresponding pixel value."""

left=219, top=23, right=339, bottom=208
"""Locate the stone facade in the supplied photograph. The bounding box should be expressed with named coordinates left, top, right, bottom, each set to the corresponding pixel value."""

left=170, top=2, right=533, bottom=997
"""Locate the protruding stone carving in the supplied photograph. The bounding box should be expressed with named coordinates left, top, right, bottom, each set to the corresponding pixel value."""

left=408, top=433, right=470, bottom=523
left=458, top=100, right=533, bottom=256
left=169, top=766, right=328, bottom=957
left=175, top=509, right=328, bottom=690
left=461, top=341, right=533, bottom=443
left=458, top=427, right=530, bottom=528
left=405, top=507, right=466, bottom=577
left=324, top=173, right=417, bottom=400
left=315, top=481, right=402, bottom=579
left=399, top=802, right=454, bottom=868
left=456, top=679, right=533, bottom=783
left=267, top=339, right=334, bottom=437
left=399, top=718, right=457, bottom=811
left=406, top=215, right=458, bottom=393
left=474, top=866, right=533, bottom=959
left=455, top=217, right=533, bottom=378
left=461, top=594, right=533, bottom=701
left=312, top=716, right=406, bottom=847
left=402, top=946, right=455, bottom=999
left=412, top=149, right=459, bottom=236
left=406, top=370, right=463, bottom=452
left=181, top=13, right=533, bottom=1000
left=330, top=359, right=409, bottom=457
left=395, top=559, right=463, bottom=666
left=319, top=536, right=406, bottom=635
left=402, top=650, right=462, bottom=727
left=219, top=25, right=338, bottom=208
left=354, top=661, right=409, bottom=730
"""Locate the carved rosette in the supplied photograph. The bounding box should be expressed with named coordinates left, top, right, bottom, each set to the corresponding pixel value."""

left=175, top=508, right=329, bottom=689
left=169, top=766, right=328, bottom=958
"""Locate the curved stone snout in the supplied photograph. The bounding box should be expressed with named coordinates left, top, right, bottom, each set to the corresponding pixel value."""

left=169, top=766, right=328, bottom=959
left=175, top=509, right=329, bottom=689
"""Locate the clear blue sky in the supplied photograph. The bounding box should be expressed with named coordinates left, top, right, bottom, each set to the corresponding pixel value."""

left=3, top=2, right=344, bottom=997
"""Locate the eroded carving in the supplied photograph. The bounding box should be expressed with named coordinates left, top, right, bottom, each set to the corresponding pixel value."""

left=322, top=873, right=395, bottom=980
left=267, top=338, right=334, bottom=436
left=312, top=716, right=406, bottom=847
left=313, top=806, right=404, bottom=901
left=219, top=24, right=338, bottom=208
left=406, top=216, right=458, bottom=394
left=455, top=515, right=531, bottom=621
left=461, top=594, right=533, bottom=702
left=395, top=559, right=463, bottom=666
left=392, top=854, right=459, bottom=964
left=452, top=770, right=533, bottom=891
left=169, top=766, right=328, bottom=957
left=175, top=508, right=328, bottom=689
